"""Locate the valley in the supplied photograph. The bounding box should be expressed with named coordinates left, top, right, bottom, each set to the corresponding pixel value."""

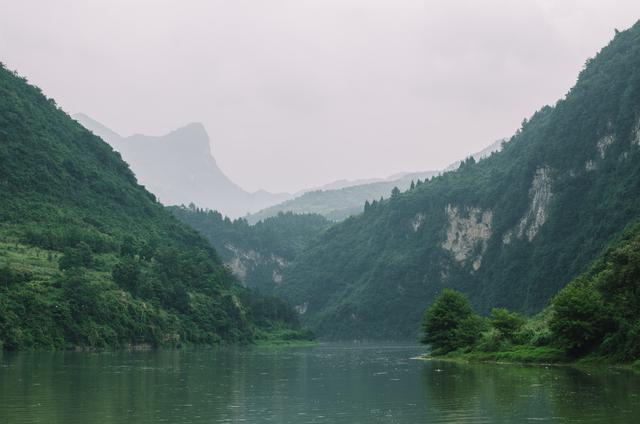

left=2, top=7, right=640, bottom=424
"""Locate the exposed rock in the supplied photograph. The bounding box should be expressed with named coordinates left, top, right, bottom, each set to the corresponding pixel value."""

left=633, top=117, right=640, bottom=146
left=472, top=258, right=482, bottom=271
left=228, top=256, right=247, bottom=281
left=272, top=270, right=283, bottom=283
left=597, top=135, right=614, bottom=158
left=412, top=213, right=426, bottom=232
left=504, top=167, right=553, bottom=243
left=224, top=243, right=260, bottom=283
left=271, top=255, right=288, bottom=268
left=295, top=302, right=308, bottom=315
left=441, top=205, right=492, bottom=268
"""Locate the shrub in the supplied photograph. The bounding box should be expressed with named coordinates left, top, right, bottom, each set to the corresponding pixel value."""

left=549, top=281, right=611, bottom=356
left=422, top=289, right=484, bottom=354
left=58, top=242, right=93, bottom=270
left=490, top=308, right=526, bottom=342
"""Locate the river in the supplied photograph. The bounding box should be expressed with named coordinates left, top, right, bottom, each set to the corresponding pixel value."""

left=1, top=343, right=639, bottom=423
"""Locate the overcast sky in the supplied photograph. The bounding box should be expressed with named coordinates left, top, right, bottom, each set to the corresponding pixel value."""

left=1, top=1, right=640, bottom=193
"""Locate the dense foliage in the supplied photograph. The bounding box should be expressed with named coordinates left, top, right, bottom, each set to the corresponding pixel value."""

left=548, top=222, right=640, bottom=361
left=277, top=21, right=640, bottom=340
left=169, top=205, right=331, bottom=292
left=423, top=223, right=640, bottom=363
left=0, top=64, right=308, bottom=350
left=421, top=289, right=484, bottom=354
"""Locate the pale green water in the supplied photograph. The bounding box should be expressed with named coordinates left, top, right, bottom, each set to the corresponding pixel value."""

left=1, top=343, right=639, bottom=423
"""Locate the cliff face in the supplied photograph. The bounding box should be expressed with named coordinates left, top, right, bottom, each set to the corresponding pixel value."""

left=503, top=167, right=553, bottom=244
left=275, top=21, right=640, bottom=340
left=167, top=206, right=331, bottom=293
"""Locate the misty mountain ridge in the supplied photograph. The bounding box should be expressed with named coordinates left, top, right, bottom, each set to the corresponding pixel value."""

left=75, top=113, right=502, bottom=224
left=247, top=138, right=504, bottom=223
left=73, top=113, right=290, bottom=218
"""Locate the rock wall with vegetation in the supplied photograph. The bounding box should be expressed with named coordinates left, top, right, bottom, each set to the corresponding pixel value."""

left=169, top=205, right=331, bottom=293
left=276, top=21, right=640, bottom=340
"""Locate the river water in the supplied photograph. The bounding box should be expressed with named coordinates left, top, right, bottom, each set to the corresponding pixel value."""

left=1, top=343, right=639, bottom=423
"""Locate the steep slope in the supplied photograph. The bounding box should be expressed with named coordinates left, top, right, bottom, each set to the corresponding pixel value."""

left=277, top=22, right=640, bottom=340
left=0, top=64, right=305, bottom=350
left=169, top=205, right=331, bottom=293
left=74, top=114, right=290, bottom=218
left=247, top=140, right=502, bottom=223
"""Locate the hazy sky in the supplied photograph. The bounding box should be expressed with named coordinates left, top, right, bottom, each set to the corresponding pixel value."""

left=1, top=1, right=640, bottom=193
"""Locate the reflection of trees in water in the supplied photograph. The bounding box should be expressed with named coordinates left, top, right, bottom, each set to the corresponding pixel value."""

left=548, top=366, right=640, bottom=422
left=422, top=360, right=640, bottom=422
left=0, top=349, right=241, bottom=423
left=4, top=350, right=640, bottom=423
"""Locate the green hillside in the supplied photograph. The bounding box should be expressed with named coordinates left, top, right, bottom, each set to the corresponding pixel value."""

left=0, top=64, right=307, bottom=350
left=169, top=205, right=331, bottom=293
left=277, top=22, right=640, bottom=340
left=422, top=220, right=640, bottom=364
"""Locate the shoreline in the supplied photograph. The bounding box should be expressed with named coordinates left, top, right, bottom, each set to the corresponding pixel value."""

left=417, top=352, right=640, bottom=373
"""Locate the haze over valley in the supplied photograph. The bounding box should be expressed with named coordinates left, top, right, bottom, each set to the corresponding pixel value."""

left=3, top=3, right=640, bottom=423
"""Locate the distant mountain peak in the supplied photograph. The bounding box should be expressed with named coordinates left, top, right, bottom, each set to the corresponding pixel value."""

left=74, top=114, right=290, bottom=217
left=159, top=122, right=208, bottom=141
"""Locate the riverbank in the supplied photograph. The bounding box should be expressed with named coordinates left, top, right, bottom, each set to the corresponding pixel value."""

left=419, top=345, right=640, bottom=372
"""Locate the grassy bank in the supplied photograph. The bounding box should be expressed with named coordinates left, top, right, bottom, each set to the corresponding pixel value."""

left=421, top=347, right=640, bottom=373
left=252, top=325, right=316, bottom=347
left=428, top=345, right=568, bottom=364
left=419, top=224, right=640, bottom=371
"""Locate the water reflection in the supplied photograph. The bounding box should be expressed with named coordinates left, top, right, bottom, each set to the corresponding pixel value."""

left=1, top=345, right=639, bottom=423
left=422, top=359, right=640, bottom=423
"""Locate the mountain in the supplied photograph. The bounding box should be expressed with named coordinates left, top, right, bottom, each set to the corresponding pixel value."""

left=73, top=113, right=290, bottom=218
left=0, top=64, right=307, bottom=350
left=293, top=176, right=390, bottom=195
left=274, top=22, right=640, bottom=340
left=247, top=140, right=503, bottom=223
left=169, top=206, right=331, bottom=292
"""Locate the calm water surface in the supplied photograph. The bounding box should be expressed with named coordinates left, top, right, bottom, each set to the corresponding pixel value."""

left=1, top=343, right=640, bottom=423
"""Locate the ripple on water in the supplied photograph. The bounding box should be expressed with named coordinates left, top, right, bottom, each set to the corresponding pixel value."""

left=2, top=344, right=640, bottom=423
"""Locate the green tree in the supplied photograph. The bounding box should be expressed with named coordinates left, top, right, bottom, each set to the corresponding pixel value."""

left=60, top=268, right=99, bottom=317
left=112, top=257, right=142, bottom=295
left=489, top=308, right=525, bottom=341
left=549, top=282, right=610, bottom=356
left=58, top=242, right=93, bottom=270
left=421, top=289, right=483, bottom=354
left=119, top=236, right=137, bottom=257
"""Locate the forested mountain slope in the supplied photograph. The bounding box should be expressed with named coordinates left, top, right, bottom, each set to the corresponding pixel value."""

left=277, top=22, right=640, bottom=340
left=0, top=64, right=305, bottom=350
left=169, top=205, right=331, bottom=293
